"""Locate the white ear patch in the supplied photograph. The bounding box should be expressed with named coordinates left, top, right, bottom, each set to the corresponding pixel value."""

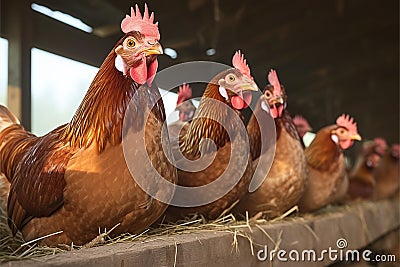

left=115, top=55, right=125, bottom=74
left=303, top=132, right=316, bottom=147
left=366, top=160, right=373, bottom=167
left=331, top=134, right=339, bottom=144
left=219, top=86, right=228, bottom=100
left=261, top=100, right=270, bottom=113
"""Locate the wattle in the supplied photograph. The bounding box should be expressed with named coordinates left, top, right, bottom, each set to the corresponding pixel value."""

left=130, top=59, right=147, bottom=85
left=129, top=56, right=158, bottom=86
left=270, top=104, right=284, bottom=119
left=232, top=92, right=252, bottom=110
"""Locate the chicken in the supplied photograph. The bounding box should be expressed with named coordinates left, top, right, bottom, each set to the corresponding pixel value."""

left=293, top=114, right=315, bottom=147
left=168, top=83, right=196, bottom=148
left=373, top=143, right=400, bottom=200
left=233, top=70, right=308, bottom=219
left=293, top=115, right=312, bottom=139
left=165, top=51, right=258, bottom=221
left=175, top=83, right=197, bottom=123
left=298, top=114, right=362, bottom=212
left=0, top=4, right=177, bottom=246
left=347, top=138, right=387, bottom=201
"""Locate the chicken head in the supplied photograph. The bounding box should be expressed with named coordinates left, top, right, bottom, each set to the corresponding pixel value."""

left=260, top=69, right=287, bottom=119
left=331, top=114, right=362, bottom=150
left=176, top=83, right=196, bottom=122
left=114, top=4, right=163, bottom=85
left=217, top=51, right=258, bottom=110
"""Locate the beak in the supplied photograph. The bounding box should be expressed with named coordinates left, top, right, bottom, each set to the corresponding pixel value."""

left=351, top=133, right=362, bottom=141
left=271, top=96, right=284, bottom=105
left=268, top=95, right=285, bottom=105
left=143, top=43, right=163, bottom=56
left=238, top=79, right=259, bottom=92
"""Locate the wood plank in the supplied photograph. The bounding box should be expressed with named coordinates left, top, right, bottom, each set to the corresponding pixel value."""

left=3, top=198, right=399, bottom=267
left=3, top=0, right=32, bottom=129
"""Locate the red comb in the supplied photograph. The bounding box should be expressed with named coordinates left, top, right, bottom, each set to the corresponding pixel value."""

left=391, top=144, right=400, bottom=154
left=176, top=83, right=192, bottom=106
left=232, top=50, right=253, bottom=80
left=336, top=114, right=358, bottom=135
left=121, top=3, right=160, bottom=39
left=373, top=137, right=387, bottom=148
left=293, top=115, right=312, bottom=129
left=268, top=69, right=282, bottom=95
left=373, top=137, right=388, bottom=155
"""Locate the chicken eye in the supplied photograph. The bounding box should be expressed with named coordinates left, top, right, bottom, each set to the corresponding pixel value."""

left=126, top=39, right=136, bottom=48
left=265, top=91, right=272, bottom=98
left=227, top=74, right=236, bottom=83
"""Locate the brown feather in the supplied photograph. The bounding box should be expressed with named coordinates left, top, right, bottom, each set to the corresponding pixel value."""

left=0, top=174, right=10, bottom=211
left=0, top=105, right=19, bottom=130
left=298, top=125, right=348, bottom=212
left=179, top=71, right=240, bottom=158
left=0, top=125, right=36, bottom=182
left=11, top=126, right=74, bottom=219
left=280, top=110, right=301, bottom=141
left=246, top=100, right=263, bottom=161
left=166, top=69, right=253, bottom=220
left=373, top=149, right=400, bottom=199
left=347, top=143, right=380, bottom=200
left=234, top=97, right=308, bottom=218
left=305, top=125, right=341, bottom=171
left=62, top=34, right=137, bottom=152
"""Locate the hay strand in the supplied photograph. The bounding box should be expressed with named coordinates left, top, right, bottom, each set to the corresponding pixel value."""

left=0, top=200, right=376, bottom=263
left=20, top=231, right=63, bottom=248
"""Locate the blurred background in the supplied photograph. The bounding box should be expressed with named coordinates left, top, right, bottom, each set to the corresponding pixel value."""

left=0, top=0, right=398, bottom=151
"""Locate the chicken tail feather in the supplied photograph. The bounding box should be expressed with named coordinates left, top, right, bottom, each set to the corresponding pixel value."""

left=0, top=105, right=20, bottom=133
left=0, top=174, right=10, bottom=211
left=0, top=105, right=19, bottom=210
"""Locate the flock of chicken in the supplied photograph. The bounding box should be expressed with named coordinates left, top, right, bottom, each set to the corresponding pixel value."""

left=0, top=4, right=398, bottom=247
left=169, top=77, right=399, bottom=218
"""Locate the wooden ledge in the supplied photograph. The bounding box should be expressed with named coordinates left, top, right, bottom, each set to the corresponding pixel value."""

left=1, top=198, right=399, bottom=267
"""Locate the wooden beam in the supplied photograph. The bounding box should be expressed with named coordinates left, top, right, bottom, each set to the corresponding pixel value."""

left=3, top=0, right=32, bottom=130
left=31, top=11, right=118, bottom=68
left=1, top=0, right=122, bottom=130
left=4, top=199, right=399, bottom=267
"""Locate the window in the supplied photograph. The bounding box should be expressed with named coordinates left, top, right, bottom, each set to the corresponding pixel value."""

left=31, top=48, right=98, bottom=135
left=0, top=38, right=8, bottom=105
left=31, top=48, right=190, bottom=135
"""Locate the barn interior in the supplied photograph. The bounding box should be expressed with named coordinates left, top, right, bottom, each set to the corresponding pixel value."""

left=0, top=0, right=399, bottom=266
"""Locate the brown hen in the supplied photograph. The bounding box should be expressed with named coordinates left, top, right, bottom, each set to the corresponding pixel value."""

left=234, top=70, right=308, bottom=219
left=347, top=138, right=387, bottom=201
left=0, top=4, right=177, bottom=246
left=373, top=143, right=400, bottom=200
left=165, top=51, right=258, bottom=221
left=299, top=114, right=361, bottom=212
